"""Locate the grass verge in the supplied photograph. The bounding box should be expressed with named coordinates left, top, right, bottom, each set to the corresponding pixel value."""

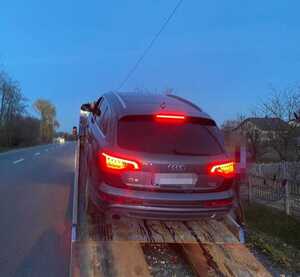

left=0, top=143, right=45, bottom=154
left=0, top=146, right=13, bottom=153
left=244, top=202, right=300, bottom=272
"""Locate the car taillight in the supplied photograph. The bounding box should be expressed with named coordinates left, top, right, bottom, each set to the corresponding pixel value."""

left=100, top=152, right=140, bottom=171
left=208, top=161, right=236, bottom=178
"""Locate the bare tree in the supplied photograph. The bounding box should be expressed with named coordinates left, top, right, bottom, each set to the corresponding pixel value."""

left=259, top=87, right=300, bottom=160
left=0, top=72, right=28, bottom=146
left=34, top=99, right=59, bottom=143
left=222, top=114, right=267, bottom=161
left=221, top=114, right=245, bottom=132
left=240, top=123, right=269, bottom=162
left=0, top=72, right=6, bottom=125
left=260, top=86, right=300, bottom=121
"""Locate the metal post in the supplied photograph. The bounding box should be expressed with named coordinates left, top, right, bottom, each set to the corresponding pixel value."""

left=248, top=176, right=252, bottom=203
left=284, top=180, right=290, bottom=215
left=259, top=164, right=262, bottom=176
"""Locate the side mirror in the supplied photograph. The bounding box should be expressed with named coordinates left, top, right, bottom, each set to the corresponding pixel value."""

left=80, top=103, right=101, bottom=116
left=81, top=103, right=92, bottom=112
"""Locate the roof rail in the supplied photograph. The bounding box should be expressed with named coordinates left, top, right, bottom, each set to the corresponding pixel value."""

left=166, top=94, right=202, bottom=112
left=112, top=92, right=127, bottom=109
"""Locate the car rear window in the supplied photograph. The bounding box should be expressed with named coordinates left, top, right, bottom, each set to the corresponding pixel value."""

left=118, top=116, right=223, bottom=155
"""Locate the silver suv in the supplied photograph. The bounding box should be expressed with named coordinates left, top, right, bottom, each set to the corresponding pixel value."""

left=82, top=92, right=236, bottom=220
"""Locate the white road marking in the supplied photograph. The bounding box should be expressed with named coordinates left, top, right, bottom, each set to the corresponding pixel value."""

left=34, top=152, right=41, bottom=156
left=13, top=158, right=24, bottom=164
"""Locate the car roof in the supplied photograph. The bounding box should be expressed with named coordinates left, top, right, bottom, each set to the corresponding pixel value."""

left=104, top=91, right=213, bottom=120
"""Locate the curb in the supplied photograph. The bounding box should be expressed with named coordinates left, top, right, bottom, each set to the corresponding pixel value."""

left=69, top=140, right=80, bottom=277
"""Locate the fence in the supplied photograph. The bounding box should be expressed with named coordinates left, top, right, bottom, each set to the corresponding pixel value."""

left=248, top=173, right=300, bottom=217
left=249, top=162, right=300, bottom=183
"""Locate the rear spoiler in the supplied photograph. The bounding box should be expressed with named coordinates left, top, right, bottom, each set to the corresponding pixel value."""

left=119, top=115, right=216, bottom=126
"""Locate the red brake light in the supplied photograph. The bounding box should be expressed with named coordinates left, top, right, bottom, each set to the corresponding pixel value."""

left=155, top=114, right=185, bottom=120
left=101, top=152, right=140, bottom=171
left=208, top=161, right=236, bottom=178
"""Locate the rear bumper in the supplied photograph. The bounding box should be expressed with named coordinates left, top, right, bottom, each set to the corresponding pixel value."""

left=92, top=183, right=234, bottom=220
left=100, top=204, right=230, bottom=220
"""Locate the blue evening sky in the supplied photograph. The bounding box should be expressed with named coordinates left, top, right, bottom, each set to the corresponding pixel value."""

left=1, top=0, right=300, bottom=131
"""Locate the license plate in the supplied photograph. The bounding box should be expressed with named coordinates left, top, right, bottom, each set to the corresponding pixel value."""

left=154, top=173, right=198, bottom=186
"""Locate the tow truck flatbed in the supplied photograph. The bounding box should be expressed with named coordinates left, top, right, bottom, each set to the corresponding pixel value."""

left=70, top=137, right=271, bottom=277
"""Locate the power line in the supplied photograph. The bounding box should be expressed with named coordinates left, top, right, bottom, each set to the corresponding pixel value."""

left=117, top=0, right=184, bottom=91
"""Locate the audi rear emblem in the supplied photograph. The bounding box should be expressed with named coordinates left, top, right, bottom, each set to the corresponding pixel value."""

left=168, top=164, right=186, bottom=171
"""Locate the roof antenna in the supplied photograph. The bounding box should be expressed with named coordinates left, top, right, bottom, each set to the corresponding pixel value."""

left=160, top=102, right=166, bottom=109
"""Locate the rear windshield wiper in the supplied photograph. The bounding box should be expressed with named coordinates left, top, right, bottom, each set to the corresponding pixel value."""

left=173, top=149, right=211, bottom=156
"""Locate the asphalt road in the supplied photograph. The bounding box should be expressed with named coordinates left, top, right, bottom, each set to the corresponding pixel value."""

left=0, top=142, right=75, bottom=277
